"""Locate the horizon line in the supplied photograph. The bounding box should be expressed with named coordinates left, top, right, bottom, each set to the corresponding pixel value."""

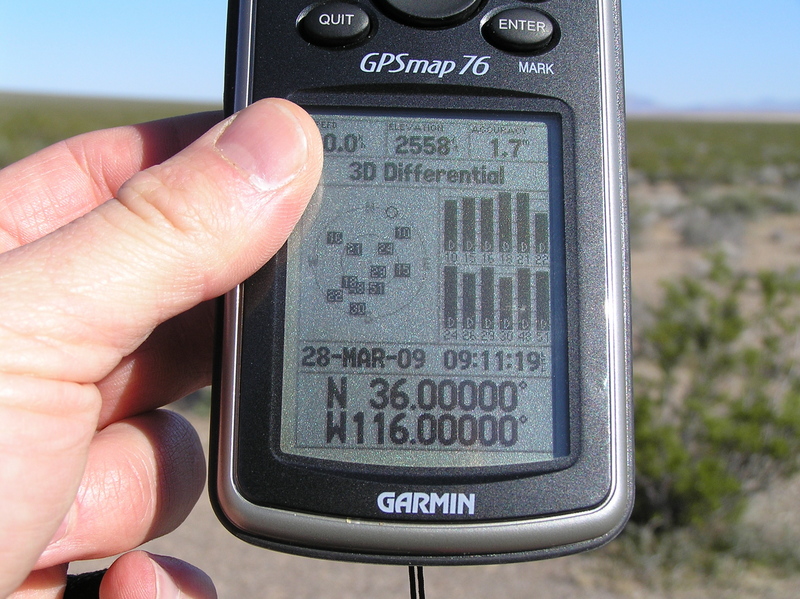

left=3, top=89, right=800, bottom=123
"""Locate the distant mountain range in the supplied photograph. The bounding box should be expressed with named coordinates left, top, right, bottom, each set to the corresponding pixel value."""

left=626, top=94, right=800, bottom=119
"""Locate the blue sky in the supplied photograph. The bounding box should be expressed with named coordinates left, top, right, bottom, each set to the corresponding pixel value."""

left=2, top=0, right=799, bottom=109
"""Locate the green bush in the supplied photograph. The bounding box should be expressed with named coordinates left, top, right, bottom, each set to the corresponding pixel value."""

left=632, top=255, right=800, bottom=543
left=627, top=120, right=800, bottom=188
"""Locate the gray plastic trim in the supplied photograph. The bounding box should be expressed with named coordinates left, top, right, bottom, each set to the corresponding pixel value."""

left=233, top=0, right=254, bottom=112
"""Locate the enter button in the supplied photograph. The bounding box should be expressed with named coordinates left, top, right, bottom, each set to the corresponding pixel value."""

left=483, top=8, right=556, bottom=53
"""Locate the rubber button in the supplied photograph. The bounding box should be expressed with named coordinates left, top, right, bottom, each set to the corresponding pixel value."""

left=375, top=0, right=484, bottom=27
left=299, top=1, right=372, bottom=47
left=482, top=8, right=556, bottom=53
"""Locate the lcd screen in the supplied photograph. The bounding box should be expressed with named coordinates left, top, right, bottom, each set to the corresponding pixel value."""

left=279, top=110, right=567, bottom=468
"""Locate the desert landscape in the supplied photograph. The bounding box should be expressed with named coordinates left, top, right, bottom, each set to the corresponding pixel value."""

left=4, top=94, right=800, bottom=597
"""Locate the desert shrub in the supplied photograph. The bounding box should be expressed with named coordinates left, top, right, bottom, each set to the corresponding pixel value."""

left=631, top=255, right=800, bottom=546
left=627, top=120, right=800, bottom=189
left=676, top=187, right=800, bottom=247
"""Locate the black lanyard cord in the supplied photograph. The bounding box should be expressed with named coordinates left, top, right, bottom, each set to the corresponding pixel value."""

left=408, top=565, right=426, bottom=599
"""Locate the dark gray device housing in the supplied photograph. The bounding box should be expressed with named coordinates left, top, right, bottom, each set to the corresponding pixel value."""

left=212, top=0, right=633, bottom=564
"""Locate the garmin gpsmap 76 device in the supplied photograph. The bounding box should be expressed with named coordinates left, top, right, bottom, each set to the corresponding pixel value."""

left=212, top=0, right=633, bottom=564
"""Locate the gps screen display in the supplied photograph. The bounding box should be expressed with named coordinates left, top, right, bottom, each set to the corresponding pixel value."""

left=279, top=110, right=567, bottom=468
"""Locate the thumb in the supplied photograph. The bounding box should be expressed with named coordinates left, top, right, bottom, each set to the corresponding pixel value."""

left=0, top=97, right=323, bottom=384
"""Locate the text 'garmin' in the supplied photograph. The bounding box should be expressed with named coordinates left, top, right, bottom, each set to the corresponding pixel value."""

left=377, top=492, right=476, bottom=515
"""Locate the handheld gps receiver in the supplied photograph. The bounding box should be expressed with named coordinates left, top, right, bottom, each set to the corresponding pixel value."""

left=212, top=0, right=633, bottom=564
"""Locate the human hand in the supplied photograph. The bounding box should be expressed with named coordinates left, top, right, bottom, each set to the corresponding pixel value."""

left=0, top=98, right=323, bottom=598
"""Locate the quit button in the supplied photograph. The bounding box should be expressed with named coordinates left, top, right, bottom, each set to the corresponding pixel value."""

left=299, top=1, right=372, bottom=47
left=482, top=7, right=557, bottom=53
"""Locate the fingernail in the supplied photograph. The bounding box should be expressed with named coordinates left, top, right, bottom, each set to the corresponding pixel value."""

left=47, top=512, right=70, bottom=548
left=215, top=99, right=310, bottom=191
left=152, top=558, right=182, bottom=599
